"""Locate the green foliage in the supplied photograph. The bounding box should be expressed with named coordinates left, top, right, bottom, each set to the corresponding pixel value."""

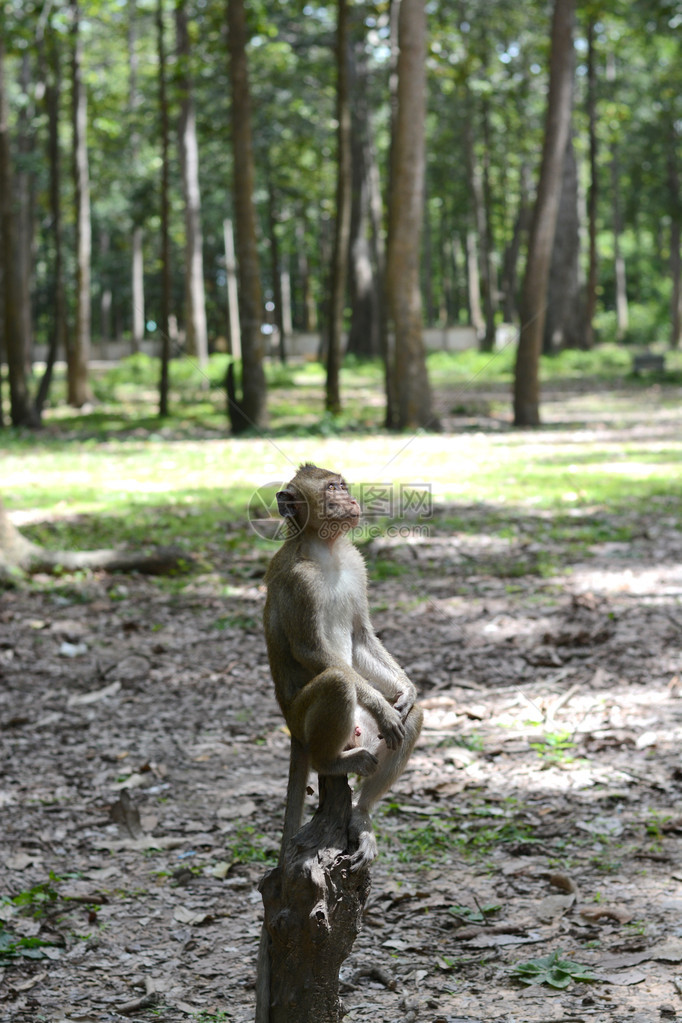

left=510, top=950, right=596, bottom=989
left=0, top=929, right=61, bottom=961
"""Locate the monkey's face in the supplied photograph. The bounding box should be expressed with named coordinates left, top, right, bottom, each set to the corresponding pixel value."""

left=277, top=465, right=361, bottom=541
left=321, top=476, right=361, bottom=530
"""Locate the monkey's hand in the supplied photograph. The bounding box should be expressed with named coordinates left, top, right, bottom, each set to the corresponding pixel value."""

left=375, top=702, right=406, bottom=750
left=393, top=686, right=417, bottom=721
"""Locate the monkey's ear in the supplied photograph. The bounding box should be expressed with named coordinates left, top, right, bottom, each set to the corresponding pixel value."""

left=276, top=487, right=298, bottom=518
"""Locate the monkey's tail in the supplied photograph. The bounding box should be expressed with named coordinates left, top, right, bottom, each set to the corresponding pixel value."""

left=278, top=736, right=309, bottom=861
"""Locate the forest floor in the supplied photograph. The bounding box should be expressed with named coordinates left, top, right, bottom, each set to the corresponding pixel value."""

left=1, top=383, right=682, bottom=1023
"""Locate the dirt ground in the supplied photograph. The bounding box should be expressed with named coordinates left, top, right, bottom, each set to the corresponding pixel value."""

left=2, top=424, right=682, bottom=1022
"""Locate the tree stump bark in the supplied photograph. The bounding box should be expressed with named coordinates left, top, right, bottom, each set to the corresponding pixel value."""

left=257, top=776, right=371, bottom=1023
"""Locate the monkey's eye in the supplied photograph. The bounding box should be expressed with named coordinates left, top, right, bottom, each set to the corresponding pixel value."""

left=328, top=481, right=346, bottom=491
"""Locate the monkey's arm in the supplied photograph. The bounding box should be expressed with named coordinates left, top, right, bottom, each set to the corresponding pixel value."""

left=352, top=623, right=417, bottom=720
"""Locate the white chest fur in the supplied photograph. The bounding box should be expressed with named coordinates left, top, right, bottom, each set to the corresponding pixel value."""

left=310, top=540, right=359, bottom=666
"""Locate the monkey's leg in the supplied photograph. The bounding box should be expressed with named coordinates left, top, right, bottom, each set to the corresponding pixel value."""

left=349, top=703, right=424, bottom=871
left=292, top=669, right=380, bottom=778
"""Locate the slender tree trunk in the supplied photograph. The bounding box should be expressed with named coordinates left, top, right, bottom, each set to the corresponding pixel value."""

left=385, top=0, right=435, bottom=431
left=466, top=230, right=484, bottom=335
left=543, top=134, right=584, bottom=352
left=513, top=0, right=575, bottom=427
left=223, top=218, right=241, bottom=358
left=611, top=145, right=628, bottom=341
left=606, top=53, right=627, bottom=342
left=157, top=0, right=171, bottom=417
left=325, top=0, right=351, bottom=414
left=227, top=0, right=267, bottom=431
left=347, top=33, right=382, bottom=359
left=17, top=54, right=34, bottom=370
left=0, top=32, right=35, bottom=427
left=176, top=0, right=208, bottom=370
left=69, top=0, right=92, bottom=408
left=265, top=169, right=286, bottom=362
left=501, top=163, right=532, bottom=324
left=128, top=0, right=145, bottom=354
left=465, top=94, right=495, bottom=352
left=668, top=129, right=682, bottom=349
left=583, top=16, right=598, bottom=350
left=131, top=227, right=145, bottom=351
left=35, top=22, right=66, bottom=416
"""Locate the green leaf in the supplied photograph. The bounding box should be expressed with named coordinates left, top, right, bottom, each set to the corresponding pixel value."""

left=510, top=950, right=597, bottom=988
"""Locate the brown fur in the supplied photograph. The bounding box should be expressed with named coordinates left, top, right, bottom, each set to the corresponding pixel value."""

left=264, top=463, right=423, bottom=870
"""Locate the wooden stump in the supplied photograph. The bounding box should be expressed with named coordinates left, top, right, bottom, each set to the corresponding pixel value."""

left=257, top=776, right=371, bottom=1023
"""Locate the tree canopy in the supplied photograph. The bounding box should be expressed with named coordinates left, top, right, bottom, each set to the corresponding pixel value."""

left=0, top=0, right=680, bottom=428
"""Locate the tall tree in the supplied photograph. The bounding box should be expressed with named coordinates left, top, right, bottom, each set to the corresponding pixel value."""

left=69, top=0, right=92, bottom=407
left=35, top=17, right=67, bottom=416
left=226, top=0, right=267, bottom=432
left=347, top=25, right=383, bottom=359
left=325, top=0, right=351, bottom=415
left=384, top=0, right=435, bottom=431
left=157, top=0, right=172, bottom=416
left=543, top=134, right=584, bottom=351
left=513, top=0, right=575, bottom=427
left=0, top=30, right=34, bottom=427
left=583, top=14, right=598, bottom=350
left=175, top=0, right=208, bottom=370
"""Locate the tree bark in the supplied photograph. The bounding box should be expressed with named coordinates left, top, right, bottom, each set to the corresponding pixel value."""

left=35, top=20, right=65, bottom=416
left=69, top=0, right=92, bottom=408
left=543, top=133, right=584, bottom=352
left=325, top=0, right=352, bottom=415
left=176, top=0, right=208, bottom=370
left=464, top=93, right=496, bottom=352
left=0, top=32, right=35, bottom=428
left=347, top=32, right=382, bottom=359
left=583, top=16, right=598, bottom=350
left=258, top=776, right=371, bottom=1023
left=227, top=0, right=267, bottom=432
left=157, top=0, right=172, bottom=417
left=668, top=129, right=682, bottom=349
left=513, top=0, right=575, bottom=427
left=385, top=0, right=435, bottom=431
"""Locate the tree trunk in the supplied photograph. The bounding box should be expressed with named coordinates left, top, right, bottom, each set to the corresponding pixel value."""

left=295, top=217, right=317, bottom=332
left=464, top=93, right=495, bottom=352
left=157, top=0, right=171, bottom=417
left=606, top=53, right=627, bottom=341
left=176, top=0, right=208, bottom=370
left=266, top=169, right=286, bottom=362
left=325, top=0, right=352, bottom=415
left=17, top=53, right=34, bottom=370
left=258, top=776, right=371, bottom=1023
left=223, top=218, right=241, bottom=357
left=227, top=0, right=267, bottom=432
left=347, top=33, right=382, bottom=359
left=513, top=0, right=575, bottom=427
left=0, top=32, right=35, bottom=428
left=500, top=163, right=532, bottom=324
left=385, top=0, right=435, bottom=431
left=35, top=21, right=66, bottom=416
left=543, top=134, right=584, bottom=352
left=583, top=16, right=598, bottom=350
left=69, top=0, right=92, bottom=408
left=668, top=129, right=682, bottom=349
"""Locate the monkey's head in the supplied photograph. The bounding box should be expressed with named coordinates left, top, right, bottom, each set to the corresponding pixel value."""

left=276, top=463, right=361, bottom=542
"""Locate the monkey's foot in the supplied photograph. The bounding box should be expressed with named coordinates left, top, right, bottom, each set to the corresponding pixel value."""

left=349, top=809, right=378, bottom=872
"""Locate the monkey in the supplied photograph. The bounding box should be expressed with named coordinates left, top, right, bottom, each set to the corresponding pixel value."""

left=263, top=462, right=423, bottom=871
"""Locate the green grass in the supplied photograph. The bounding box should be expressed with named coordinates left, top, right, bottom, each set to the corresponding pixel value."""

left=2, top=345, right=681, bottom=573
